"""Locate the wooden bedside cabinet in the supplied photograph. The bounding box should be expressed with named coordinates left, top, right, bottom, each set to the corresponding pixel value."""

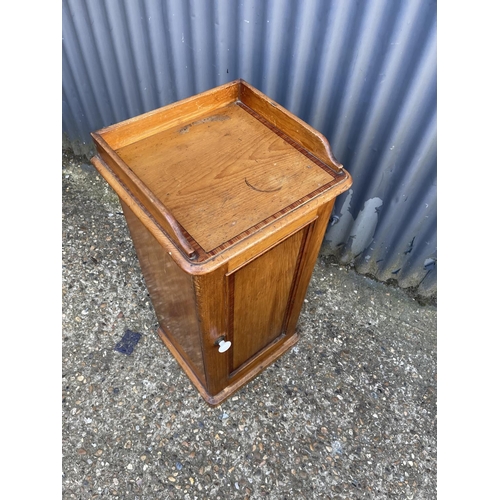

left=90, top=79, right=352, bottom=405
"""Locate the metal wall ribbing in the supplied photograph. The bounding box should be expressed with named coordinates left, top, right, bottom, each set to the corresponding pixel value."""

left=63, top=0, right=437, bottom=298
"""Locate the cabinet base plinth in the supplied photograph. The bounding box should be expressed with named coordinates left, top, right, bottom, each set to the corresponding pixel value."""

left=157, top=327, right=299, bottom=406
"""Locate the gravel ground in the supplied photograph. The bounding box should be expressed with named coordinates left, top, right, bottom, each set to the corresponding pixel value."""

left=62, top=149, right=437, bottom=499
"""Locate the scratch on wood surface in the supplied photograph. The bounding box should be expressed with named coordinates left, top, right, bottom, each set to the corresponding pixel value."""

left=179, top=115, right=230, bottom=134
left=245, top=178, right=282, bottom=193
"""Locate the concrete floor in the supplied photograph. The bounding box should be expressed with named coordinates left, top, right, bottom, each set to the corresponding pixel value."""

left=62, top=150, right=437, bottom=499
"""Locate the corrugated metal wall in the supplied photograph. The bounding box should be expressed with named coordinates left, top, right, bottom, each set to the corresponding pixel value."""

left=62, top=0, right=437, bottom=299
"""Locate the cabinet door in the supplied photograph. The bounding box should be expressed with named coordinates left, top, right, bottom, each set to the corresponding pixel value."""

left=226, top=223, right=311, bottom=378
left=195, top=199, right=335, bottom=404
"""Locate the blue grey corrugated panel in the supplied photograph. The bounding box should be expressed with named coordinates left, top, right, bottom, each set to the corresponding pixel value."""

left=62, top=0, right=437, bottom=298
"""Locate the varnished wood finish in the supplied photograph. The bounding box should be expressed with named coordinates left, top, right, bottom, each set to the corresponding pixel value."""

left=90, top=80, right=352, bottom=405
left=98, top=80, right=240, bottom=150
left=91, top=139, right=196, bottom=259
left=121, top=203, right=206, bottom=385
left=239, top=82, right=344, bottom=172
left=158, top=328, right=299, bottom=406
left=226, top=211, right=318, bottom=273
left=193, top=265, right=229, bottom=397
left=283, top=198, right=337, bottom=336
left=115, top=102, right=333, bottom=252
left=91, top=80, right=351, bottom=266
left=157, top=327, right=212, bottom=401
left=202, top=333, right=299, bottom=406
left=90, top=154, right=346, bottom=276
left=229, top=227, right=306, bottom=372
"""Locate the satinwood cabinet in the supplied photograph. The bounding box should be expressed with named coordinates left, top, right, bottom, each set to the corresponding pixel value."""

left=90, top=80, right=352, bottom=405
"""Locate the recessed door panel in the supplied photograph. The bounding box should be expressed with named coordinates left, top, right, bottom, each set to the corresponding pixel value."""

left=229, top=227, right=307, bottom=372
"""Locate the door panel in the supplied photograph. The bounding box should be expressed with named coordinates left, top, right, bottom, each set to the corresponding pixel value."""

left=229, top=226, right=307, bottom=372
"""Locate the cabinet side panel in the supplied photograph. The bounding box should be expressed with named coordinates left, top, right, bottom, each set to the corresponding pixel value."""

left=284, top=198, right=336, bottom=336
left=230, top=227, right=305, bottom=371
left=121, top=203, right=206, bottom=385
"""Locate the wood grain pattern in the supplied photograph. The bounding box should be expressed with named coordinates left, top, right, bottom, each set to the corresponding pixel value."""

left=121, top=202, right=206, bottom=385
left=91, top=80, right=352, bottom=268
left=90, top=79, right=353, bottom=406
left=229, top=227, right=305, bottom=371
left=91, top=152, right=349, bottom=275
left=90, top=145, right=196, bottom=259
left=99, top=80, right=240, bottom=150
left=157, top=327, right=212, bottom=402
left=239, top=81, right=344, bottom=172
left=204, top=333, right=299, bottom=405
left=192, top=265, right=229, bottom=397
left=283, top=198, right=337, bottom=337
left=116, top=102, right=334, bottom=252
left=226, top=212, right=318, bottom=273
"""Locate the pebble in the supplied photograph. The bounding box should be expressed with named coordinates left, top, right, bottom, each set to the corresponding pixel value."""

left=331, top=441, right=343, bottom=455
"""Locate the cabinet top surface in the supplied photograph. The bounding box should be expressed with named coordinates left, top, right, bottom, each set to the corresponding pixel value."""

left=92, top=80, right=351, bottom=261
left=115, top=102, right=336, bottom=252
